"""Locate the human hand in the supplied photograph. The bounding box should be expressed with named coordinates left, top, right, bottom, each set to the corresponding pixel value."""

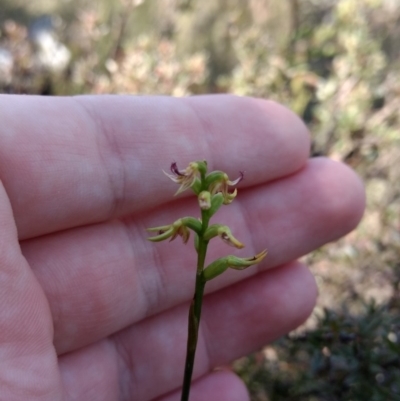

left=0, top=95, right=364, bottom=401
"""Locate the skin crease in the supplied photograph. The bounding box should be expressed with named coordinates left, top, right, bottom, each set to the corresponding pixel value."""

left=0, top=94, right=365, bottom=401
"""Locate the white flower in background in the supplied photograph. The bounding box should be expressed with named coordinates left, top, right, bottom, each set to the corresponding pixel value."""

left=29, top=16, right=71, bottom=73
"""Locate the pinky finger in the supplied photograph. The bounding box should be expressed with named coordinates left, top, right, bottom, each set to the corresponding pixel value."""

left=155, top=370, right=250, bottom=401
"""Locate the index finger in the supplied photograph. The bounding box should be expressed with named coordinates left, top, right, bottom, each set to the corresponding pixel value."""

left=0, top=94, right=309, bottom=239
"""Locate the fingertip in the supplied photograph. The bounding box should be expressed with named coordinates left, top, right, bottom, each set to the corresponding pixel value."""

left=252, top=97, right=311, bottom=173
left=184, top=95, right=311, bottom=182
left=255, top=261, right=318, bottom=334
left=200, top=261, right=318, bottom=369
left=310, top=157, right=366, bottom=235
left=284, top=262, right=319, bottom=327
left=333, top=159, right=366, bottom=225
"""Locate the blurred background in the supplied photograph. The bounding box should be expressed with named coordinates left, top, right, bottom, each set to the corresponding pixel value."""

left=1, top=0, right=400, bottom=399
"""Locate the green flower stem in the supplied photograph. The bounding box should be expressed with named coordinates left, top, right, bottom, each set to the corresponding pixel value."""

left=180, top=210, right=210, bottom=401
left=148, top=161, right=266, bottom=401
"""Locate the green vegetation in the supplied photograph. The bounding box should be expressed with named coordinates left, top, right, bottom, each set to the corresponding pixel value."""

left=1, top=0, right=399, bottom=399
left=235, top=303, right=400, bottom=400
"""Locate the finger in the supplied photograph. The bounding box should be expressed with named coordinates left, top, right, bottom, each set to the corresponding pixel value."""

left=59, top=353, right=249, bottom=401
left=0, top=182, right=62, bottom=400
left=58, top=261, right=316, bottom=401
left=21, top=157, right=364, bottom=354
left=155, top=371, right=249, bottom=401
left=0, top=95, right=309, bottom=239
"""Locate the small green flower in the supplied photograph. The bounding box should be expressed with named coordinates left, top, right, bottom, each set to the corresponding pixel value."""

left=163, top=161, right=207, bottom=195
left=203, top=224, right=245, bottom=249
left=203, top=249, right=268, bottom=281
left=147, top=217, right=202, bottom=244
left=208, top=171, right=244, bottom=204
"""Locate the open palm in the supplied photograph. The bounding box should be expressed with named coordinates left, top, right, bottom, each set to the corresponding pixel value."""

left=0, top=95, right=364, bottom=401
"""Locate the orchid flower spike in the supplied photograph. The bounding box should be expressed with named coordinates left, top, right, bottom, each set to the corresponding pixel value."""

left=147, top=160, right=266, bottom=401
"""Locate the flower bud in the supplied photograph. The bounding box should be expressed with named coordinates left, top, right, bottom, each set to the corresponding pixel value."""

left=198, top=191, right=211, bottom=210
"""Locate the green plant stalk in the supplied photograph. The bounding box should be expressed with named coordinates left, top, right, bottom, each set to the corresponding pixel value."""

left=180, top=210, right=210, bottom=401
left=148, top=161, right=266, bottom=401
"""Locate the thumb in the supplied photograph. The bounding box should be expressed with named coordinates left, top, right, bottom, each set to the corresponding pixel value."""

left=0, top=181, right=61, bottom=401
